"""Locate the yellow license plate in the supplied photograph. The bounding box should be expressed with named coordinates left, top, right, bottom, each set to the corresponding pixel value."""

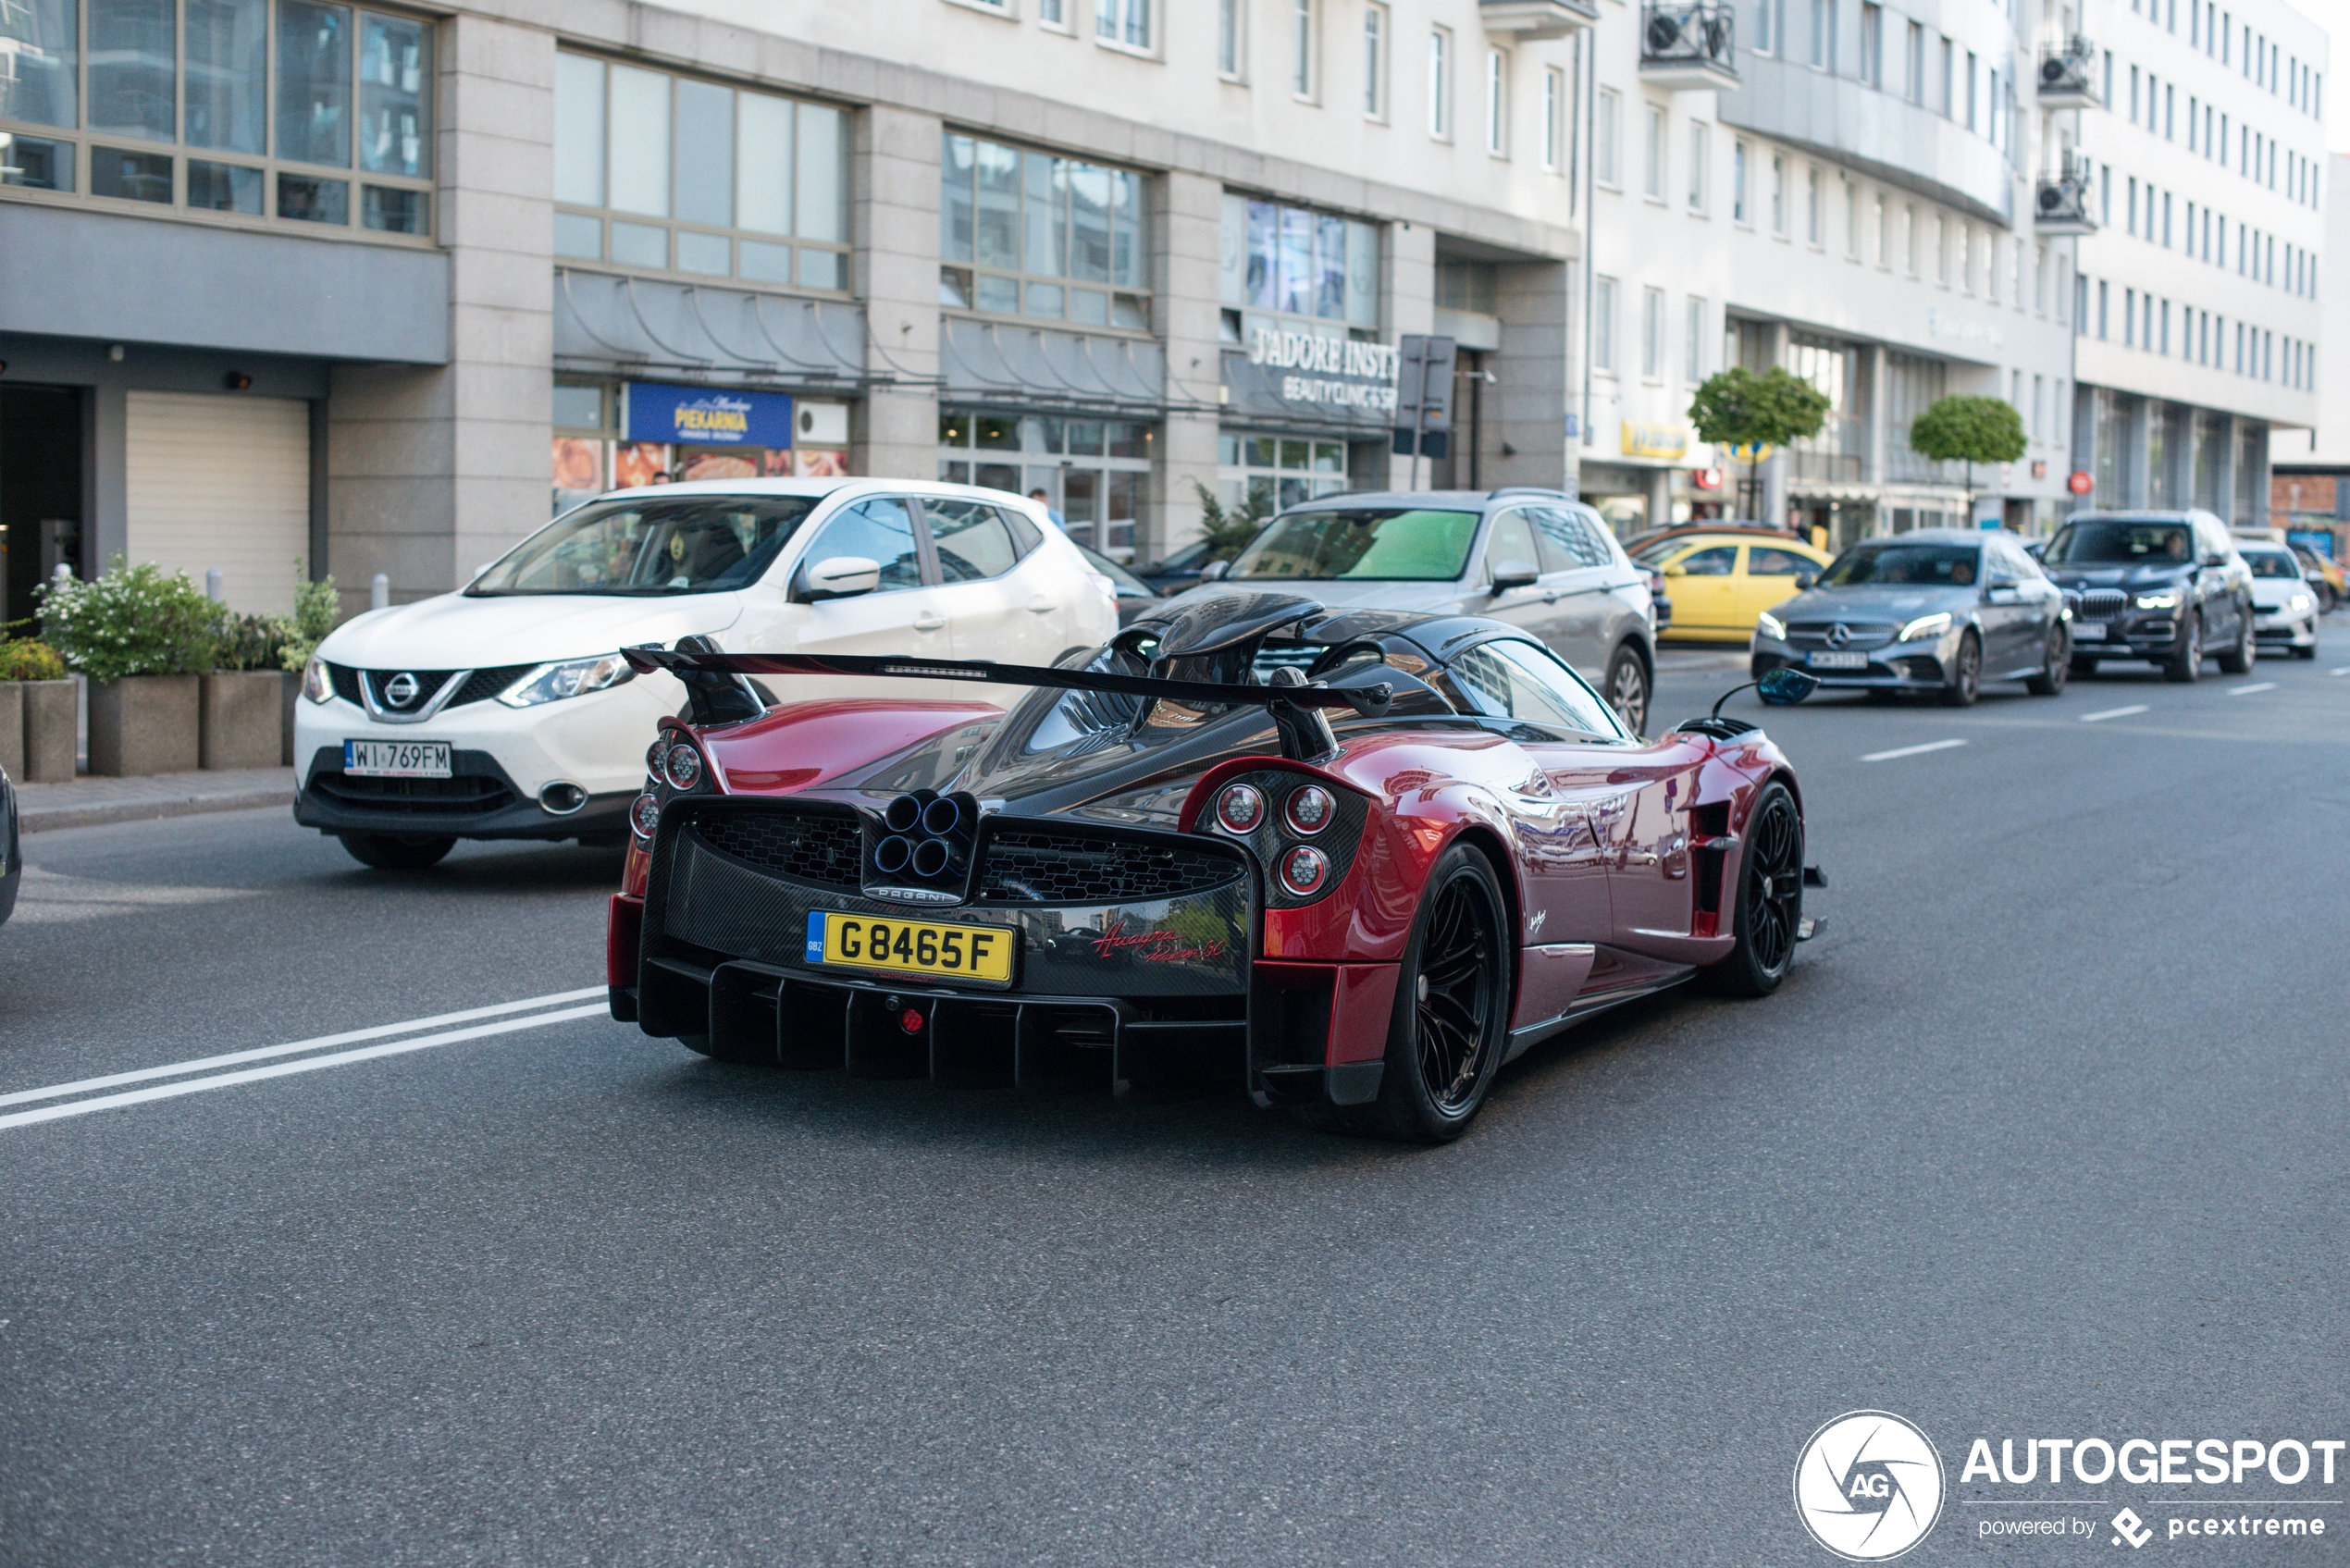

left=805, top=910, right=1016, bottom=983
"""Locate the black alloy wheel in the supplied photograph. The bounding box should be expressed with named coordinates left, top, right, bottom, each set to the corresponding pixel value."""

left=2164, top=611, right=2203, bottom=684
left=1605, top=645, right=1651, bottom=736
left=1700, top=781, right=1803, bottom=997
left=337, top=833, right=456, bottom=870
left=1939, top=629, right=1982, bottom=707
left=2215, top=607, right=2257, bottom=675
left=2024, top=623, right=2070, bottom=696
left=1308, top=844, right=1512, bottom=1143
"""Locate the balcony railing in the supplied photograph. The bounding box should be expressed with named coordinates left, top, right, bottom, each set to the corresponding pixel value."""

left=2035, top=35, right=2098, bottom=106
left=1479, top=0, right=1599, bottom=41
left=1639, top=3, right=1738, bottom=91
left=2034, top=155, right=2096, bottom=235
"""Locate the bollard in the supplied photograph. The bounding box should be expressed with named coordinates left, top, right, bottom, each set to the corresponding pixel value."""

left=205, top=568, right=224, bottom=601
left=370, top=573, right=390, bottom=611
left=52, top=562, right=72, bottom=585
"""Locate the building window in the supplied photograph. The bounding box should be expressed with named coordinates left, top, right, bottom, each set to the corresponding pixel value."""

left=555, top=54, right=847, bottom=288
left=940, top=410, right=1151, bottom=559
left=1804, top=164, right=1821, bottom=243
left=1095, top=0, right=1151, bottom=52
left=1541, top=67, right=1564, bottom=169
left=1640, top=286, right=1664, bottom=379
left=1485, top=49, right=1506, bottom=155
left=1218, top=432, right=1352, bottom=514
left=1592, top=276, right=1617, bottom=374
left=1218, top=0, right=1242, bottom=75
left=1906, top=20, right=1925, bottom=101
left=942, top=132, right=1150, bottom=328
left=1844, top=179, right=1859, bottom=258
left=1220, top=192, right=1379, bottom=329
left=1934, top=213, right=1948, bottom=283
left=2097, top=278, right=2109, bottom=338
left=1594, top=88, right=1620, bottom=186
left=1731, top=140, right=1748, bottom=222
left=1755, top=0, right=1781, bottom=54
left=1770, top=153, right=1787, bottom=234
left=1942, top=38, right=1955, bottom=114
left=1859, top=4, right=1881, bottom=87
left=0, top=0, right=435, bottom=237
left=1902, top=202, right=1917, bottom=273
left=1685, top=295, right=1706, bottom=382
left=1643, top=103, right=1665, bottom=199
left=1686, top=121, right=1706, bottom=209
left=1428, top=26, right=1450, bottom=138
left=1293, top=0, right=1315, bottom=96
left=1364, top=4, right=1386, bottom=115
left=1874, top=189, right=1889, bottom=265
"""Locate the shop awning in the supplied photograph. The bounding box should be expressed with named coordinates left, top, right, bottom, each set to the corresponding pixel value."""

left=941, top=317, right=1191, bottom=416
left=553, top=268, right=877, bottom=388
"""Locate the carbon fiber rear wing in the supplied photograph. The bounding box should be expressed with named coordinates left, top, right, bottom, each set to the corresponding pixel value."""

left=620, top=641, right=1399, bottom=762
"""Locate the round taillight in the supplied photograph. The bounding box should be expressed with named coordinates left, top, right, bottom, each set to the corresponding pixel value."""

left=662, top=742, right=703, bottom=790
left=1279, top=845, right=1330, bottom=897
left=1285, top=784, right=1335, bottom=834
left=1216, top=783, right=1266, bottom=833
left=645, top=738, right=666, bottom=779
left=630, top=793, right=662, bottom=840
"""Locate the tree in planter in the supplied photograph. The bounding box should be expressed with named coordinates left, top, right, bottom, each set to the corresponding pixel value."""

left=1687, top=366, right=1833, bottom=522
left=1186, top=479, right=1273, bottom=564
left=1909, top=394, right=2027, bottom=524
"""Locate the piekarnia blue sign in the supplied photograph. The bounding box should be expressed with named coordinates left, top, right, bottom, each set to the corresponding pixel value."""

left=624, top=382, right=793, bottom=447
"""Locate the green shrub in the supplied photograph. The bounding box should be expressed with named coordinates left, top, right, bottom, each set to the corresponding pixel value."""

left=208, top=608, right=290, bottom=673
left=35, top=557, right=220, bottom=683
left=0, top=640, right=68, bottom=682
left=278, top=572, right=340, bottom=673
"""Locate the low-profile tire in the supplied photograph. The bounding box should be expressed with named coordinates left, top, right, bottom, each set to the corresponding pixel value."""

left=2069, top=655, right=2100, bottom=678
left=2215, top=609, right=2257, bottom=674
left=2023, top=623, right=2070, bottom=696
left=2163, top=612, right=2203, bottom=683
left=337, top=833, right=456, bottom=870
left=1307, top=843, right=1512, bottom=1144
left=1939, top=630, right=1982, bottom=707
left=1699, top=782, right=1803, bottom=998
left=1604, top=644, right=1651, bottom=737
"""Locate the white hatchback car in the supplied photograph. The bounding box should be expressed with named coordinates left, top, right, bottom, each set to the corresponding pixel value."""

left=295, top=479, right=1118, bottom=868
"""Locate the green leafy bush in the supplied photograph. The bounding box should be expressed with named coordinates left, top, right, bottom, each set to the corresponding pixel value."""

left=35, top=557, right=220, bottom=683
left=0, top=640, right=68, bottom=682
left=208, top=608, right=290, bottom=673
left=278, top=573, right=340, bottom=673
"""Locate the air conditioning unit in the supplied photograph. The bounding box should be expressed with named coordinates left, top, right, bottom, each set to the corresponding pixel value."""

left=1639, top=3, right=1739, bottom=91
left=2035, top=168, right=2096, bottom=235
left=2036, top=35, right=2097, bottom=106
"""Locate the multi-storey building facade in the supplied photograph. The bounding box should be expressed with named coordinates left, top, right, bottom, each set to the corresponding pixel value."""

left=2067, top=0, right=2324, bottom=523
left=1577, top=0, right=2083, bottom=545
left=0, top=0, right=1602, bottom=625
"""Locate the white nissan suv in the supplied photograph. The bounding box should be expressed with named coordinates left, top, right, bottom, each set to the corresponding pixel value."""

left=295, top=478, right=1118, bottom=869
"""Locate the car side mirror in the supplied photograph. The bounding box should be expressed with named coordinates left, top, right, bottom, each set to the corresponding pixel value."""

left=1793, top=570, right=1817, bottom=590
left=1490, top=560, right=1540, bottom=594
left=1756, top=668, right=1820, bottom=705
left=1663, top=563, right=1688, bottom=577
left=2201, top=553, right=2227, bottom=568
left=800, top=555, right=881, bottom=600
left=1200, top=559, right=1230, bottom=582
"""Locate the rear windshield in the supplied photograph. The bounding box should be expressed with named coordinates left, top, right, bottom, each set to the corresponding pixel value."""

left=1227, top=508, right=1480, bottom=583
left=2243, top=549, right=2302, bottom=579
left=2044, top=520, right=2193, bottom=566
left=1818, top=544, right=1981, bottom=587
left=469, top=496, right=819, bottom=596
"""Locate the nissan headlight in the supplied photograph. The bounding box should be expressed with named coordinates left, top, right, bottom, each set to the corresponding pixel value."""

left=2134, top=591, right=2181, bottom=611
left=1896, top=612, right=1952, bottom=643
left=1755, top=611, right=1787, bottom=642
left=497, top=653, right=636, bottom=708
left=302, top=653, right=334, bottom=703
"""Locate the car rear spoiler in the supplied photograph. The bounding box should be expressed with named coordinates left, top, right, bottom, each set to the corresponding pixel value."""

left=622, top=640, right=1396, bottom=763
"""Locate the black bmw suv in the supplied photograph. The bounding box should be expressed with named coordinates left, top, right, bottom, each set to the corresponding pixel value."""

left=2040, top=510, right=2257, bottom=682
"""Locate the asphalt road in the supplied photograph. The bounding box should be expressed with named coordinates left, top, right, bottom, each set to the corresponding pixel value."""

left=5, top=634, right=2347, bottom=1566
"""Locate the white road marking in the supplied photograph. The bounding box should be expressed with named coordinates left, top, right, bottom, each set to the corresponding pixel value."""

left=2080, top=704, right=2150, bottom=722
left=0, top=986, right=607, bottom=1109
left=1861, top=739, right=1969, bottom=762
left=8, top=867, right=263, bottom=925
left=0, top=1005, right=612, bottom=1131
left=2227, top=682, right=2277, bottom=696
left=2331, top=665, right=2350, bottom=676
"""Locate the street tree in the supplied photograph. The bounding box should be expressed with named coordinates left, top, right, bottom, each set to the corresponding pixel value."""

left=1909, top=394, right=2027, bottom=523
left=1687, top=366, right=1833, bottom=520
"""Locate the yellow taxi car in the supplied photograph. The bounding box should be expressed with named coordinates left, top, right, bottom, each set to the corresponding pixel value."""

left=1633, top=532, right=1836, bottom=644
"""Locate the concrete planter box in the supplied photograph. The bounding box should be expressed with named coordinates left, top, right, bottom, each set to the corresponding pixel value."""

left=90, top=674, right=201, bottom=777
left=280, top=670, right=298, bottom=765
left=201, top=670, right=285, bottom=770
left=0, top=683, right=19, bottom=780
left=16, top=679, right=80, bottom=782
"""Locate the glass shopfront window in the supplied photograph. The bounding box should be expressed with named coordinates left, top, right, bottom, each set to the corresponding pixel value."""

left=551, top=377, right=850, bottom=516
left=0, top=0, right=432, bottom=234
left=1218, top=191, right=1379, bottom=344
left=553, top=52, right=849, bottom=292
left=937, top=407, right=1152, bottom=559
left=1217, top=431, right=1351, bottom=512
left=939, top=132, right=1150, bottom=331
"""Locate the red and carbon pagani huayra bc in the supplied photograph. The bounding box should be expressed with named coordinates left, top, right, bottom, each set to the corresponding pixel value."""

left=607, top=592, right=1824, bottom=1142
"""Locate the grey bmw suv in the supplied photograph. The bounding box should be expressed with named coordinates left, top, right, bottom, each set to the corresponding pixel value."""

left=1165, top=488, right=1659, bottom=733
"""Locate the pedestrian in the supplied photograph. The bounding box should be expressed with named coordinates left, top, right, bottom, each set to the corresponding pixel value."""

left=1030, top=488, right=1068, bottom=532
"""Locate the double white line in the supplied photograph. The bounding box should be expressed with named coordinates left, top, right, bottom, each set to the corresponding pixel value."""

left=0, top=988, right=611, bottom=1131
